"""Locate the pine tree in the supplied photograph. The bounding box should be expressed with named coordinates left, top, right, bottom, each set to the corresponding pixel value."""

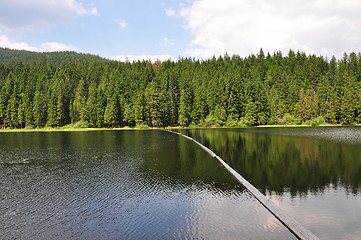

left=191, top=83, right=207, bottom=125
left=17, top=93, right=26, bottom=128
left=56, top=86, right=65, bottom=127
left=47, top=87, right=57, bottom=127
left=73, top=79, right=87, bottom=122
left=0, top=87, right=7, bottom=128
left=296, top=89, right=316, bottom=122
left=145, top=81, right=161, bottom=127
left=104, top=92, right=119, bottom=127
left=33, top=89, right=46, bottom=127
left=85, top=83, right=98, bottom=127
left=96, top=86, right=105, bottom=127
left=245, top=99, right=257, bottom=126
left=123, top=103, right=134, bottom=126
left=133, top=92, right=145, bottom=126
left=339, top=72, right=357, bottom=124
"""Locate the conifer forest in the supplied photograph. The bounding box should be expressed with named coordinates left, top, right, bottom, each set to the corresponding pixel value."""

left=0, top=47, right=361, bottom=129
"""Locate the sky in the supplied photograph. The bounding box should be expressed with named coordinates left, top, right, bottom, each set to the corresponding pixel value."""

left=0, top=0, right=360, bottom=62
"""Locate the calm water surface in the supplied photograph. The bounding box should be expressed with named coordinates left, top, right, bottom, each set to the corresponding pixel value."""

left=180, top=127, right=361, bottom=239
left=0, top=130, right=295, bottom=240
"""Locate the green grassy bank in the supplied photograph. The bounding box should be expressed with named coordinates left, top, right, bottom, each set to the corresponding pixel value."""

left=2, top=123, right=359, bottom=133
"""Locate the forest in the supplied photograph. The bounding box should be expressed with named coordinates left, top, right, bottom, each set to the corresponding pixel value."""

left=0, top=47, right=361, bottom=129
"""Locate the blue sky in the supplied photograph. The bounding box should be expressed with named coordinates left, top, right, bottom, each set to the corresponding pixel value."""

left=1, top=0, right=361, bottom=61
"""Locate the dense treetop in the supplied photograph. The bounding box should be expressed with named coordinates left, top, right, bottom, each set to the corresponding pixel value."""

left=0, top=48, right=360, bottom=129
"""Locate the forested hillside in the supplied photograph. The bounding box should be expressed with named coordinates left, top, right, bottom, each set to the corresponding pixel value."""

left=0, top=47, right=107, bottom=65
left=0, top=48, right=361, bottom=129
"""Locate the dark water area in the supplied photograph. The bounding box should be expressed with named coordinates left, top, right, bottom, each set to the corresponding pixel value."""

left=179, top=127, right=361, bottom=239
left=0, top=130, right=295, bottom=240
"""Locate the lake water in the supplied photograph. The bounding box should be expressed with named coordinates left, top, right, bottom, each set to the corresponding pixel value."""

left=179, top=127, right=361, bottom=239
left=0, top=130, right=296, bottom=240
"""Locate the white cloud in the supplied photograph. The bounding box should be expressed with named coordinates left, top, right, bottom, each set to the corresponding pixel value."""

left=165, top=8, right=176, bottom=16
left=0, top=0, right=98, bottom=30
left=0, top=34, right=77, bottom=52
left=40, top=42, right=77, bottom=52
left=160, top=37, right=174, bottom=47
left=109, top=54, right=175, bottom=63
left=179, top=0, right=361, bottom=59
left=0, top=35, right=38, bottom=52
left=117, top=20, right=127, bottom=29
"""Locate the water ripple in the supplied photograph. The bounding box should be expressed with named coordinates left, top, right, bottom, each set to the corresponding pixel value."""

left=0, top=131, right=296, bottom=239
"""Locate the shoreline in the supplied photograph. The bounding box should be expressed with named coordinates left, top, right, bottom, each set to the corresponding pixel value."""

left=0, top=124, right=360, bottom=133
left=0, top=127, right=150, bottom=133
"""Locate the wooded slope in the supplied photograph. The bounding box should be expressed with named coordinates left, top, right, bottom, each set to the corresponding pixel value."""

left=1, top=48, right=360, bottom=128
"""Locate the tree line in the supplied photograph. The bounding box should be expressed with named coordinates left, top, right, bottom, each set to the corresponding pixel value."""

left=1, top=48, right=361, bottom=129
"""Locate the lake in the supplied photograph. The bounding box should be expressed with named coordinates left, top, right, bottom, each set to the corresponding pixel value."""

left=0, top=130, right=296, bottom=240
left=178, top=127, right=361, bottom=239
